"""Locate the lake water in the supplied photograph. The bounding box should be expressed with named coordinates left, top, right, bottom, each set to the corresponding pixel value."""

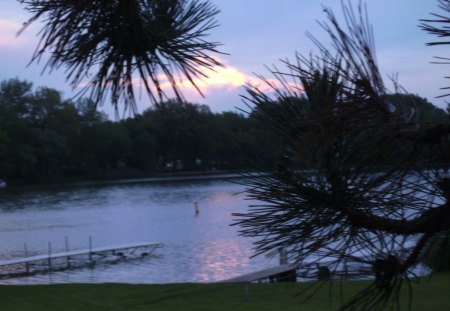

left=0, top=175, right=278, bottom=284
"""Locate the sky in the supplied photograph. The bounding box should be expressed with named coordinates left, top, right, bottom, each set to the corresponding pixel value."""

left=0, top=0, right=447, bottom=119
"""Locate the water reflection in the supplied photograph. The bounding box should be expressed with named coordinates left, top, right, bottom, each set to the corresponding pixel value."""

left=195, top=239, right=252, bottom=282
left=0, top=178, right=276, bottom=284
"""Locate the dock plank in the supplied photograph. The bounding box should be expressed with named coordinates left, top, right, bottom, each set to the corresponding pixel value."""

left=221, top=263, right=298, bottom=283
left=0, top=242, right=163, bottom=267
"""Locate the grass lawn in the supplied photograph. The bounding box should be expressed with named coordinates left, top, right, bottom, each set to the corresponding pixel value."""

left=0, top=273, right=449, bottom=310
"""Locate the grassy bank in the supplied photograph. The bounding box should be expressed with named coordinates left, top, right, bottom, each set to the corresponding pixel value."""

left=1, top=273, right=449, bottom=311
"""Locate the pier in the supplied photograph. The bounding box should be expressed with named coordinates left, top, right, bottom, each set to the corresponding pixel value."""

left=221, top=263, right=299, bottom=283
left=0, top=241, right=163, bottom=278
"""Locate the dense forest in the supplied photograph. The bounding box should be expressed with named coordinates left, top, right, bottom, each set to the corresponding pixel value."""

left=0, top=78, right=448, bottom=184
left=0, top=78, right=283, bottom=183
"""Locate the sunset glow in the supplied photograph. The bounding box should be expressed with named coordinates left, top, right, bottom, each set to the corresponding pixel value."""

left=158, top=64, right=299, bottom=95
left=0, top=0, right=446, bottom=114
left=158, top=65, right=248, bottom=90
left=196, top=66, right=247, bottom=87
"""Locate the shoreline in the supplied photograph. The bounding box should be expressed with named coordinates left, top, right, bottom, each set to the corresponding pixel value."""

left=2, top=170, right=262, bottom=191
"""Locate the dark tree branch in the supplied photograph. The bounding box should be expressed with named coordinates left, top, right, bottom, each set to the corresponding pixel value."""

left=17, top=0, right=225, bottom=115
left=234, top=1, right=450, bottom=310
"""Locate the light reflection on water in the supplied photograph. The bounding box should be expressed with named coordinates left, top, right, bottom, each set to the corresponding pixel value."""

left=0, top=177, right=277, bottom=284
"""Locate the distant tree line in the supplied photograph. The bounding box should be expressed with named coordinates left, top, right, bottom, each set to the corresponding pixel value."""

left=0, top=78, right=447, bottom=184
left=0, top=78, right=282, bottom=183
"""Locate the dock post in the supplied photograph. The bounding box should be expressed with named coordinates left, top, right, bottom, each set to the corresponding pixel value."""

left=48, top=241, right=52, bottom=270
left=65, top=236, right=70, bottom=269
left=24, top=243, right=29, bottom=273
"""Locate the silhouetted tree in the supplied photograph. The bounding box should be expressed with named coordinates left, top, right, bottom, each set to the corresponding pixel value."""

left=0, top=78, right=33, bottom=119
left=0, top=80, right=281, bottom=181
left=234, top=2, right=450, bottom=310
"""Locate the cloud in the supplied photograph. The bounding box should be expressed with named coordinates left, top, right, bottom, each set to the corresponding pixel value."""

left=71, top=59, right=304, bottom=114
left=183, top=66, right=247, bottom=89
left=158, top=65, right=250, bottom=91
left=158, top=62, right=302, bottom=98
left=152, top=63, right=304, bottom=112
left=74, top=61, right=301, bottom=97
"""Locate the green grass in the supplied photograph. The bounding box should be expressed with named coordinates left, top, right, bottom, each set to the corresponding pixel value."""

left=1, top=274, right=449, bottom=310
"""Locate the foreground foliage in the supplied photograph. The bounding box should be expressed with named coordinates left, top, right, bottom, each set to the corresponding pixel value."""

left=234, top=1, right=450, bottom=310
left=18, top=0, right=224, bottom=114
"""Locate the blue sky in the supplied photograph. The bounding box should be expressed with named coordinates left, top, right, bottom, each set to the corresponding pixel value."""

left=0, top=0, right=447, bottom=118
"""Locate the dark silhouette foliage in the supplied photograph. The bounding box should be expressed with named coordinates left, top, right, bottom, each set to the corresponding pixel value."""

left=0, top=79, right=281, bottom=181
left=234, top=2, right=450, bottom=310
left=18, top=0, right=224, bottom=115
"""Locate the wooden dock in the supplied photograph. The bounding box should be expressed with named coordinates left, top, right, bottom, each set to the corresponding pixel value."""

left=221, top=263, right=299, bottom=283
left=0, top=241, right=163, bottom=278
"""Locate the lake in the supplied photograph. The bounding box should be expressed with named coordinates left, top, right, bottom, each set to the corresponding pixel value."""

left=0, top=175, right=278, bottom=285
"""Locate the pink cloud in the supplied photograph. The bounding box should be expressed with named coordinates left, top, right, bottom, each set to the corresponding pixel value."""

left=74, top=62, right=301, bottom=96
left=71, top=59, right=304, bottom=114
left=157, top=62, right=303, bottom=99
